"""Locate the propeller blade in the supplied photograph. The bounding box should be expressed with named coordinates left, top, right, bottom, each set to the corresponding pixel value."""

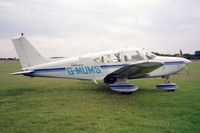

left=179, top=49, right=189, bottom=76
left=184, top=65, right=190, bottom=76
left=180, top=49, right=183, bottom=57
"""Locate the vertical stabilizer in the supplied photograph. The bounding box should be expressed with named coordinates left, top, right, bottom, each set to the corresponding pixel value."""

left=11, top=35, right=47, bottom=69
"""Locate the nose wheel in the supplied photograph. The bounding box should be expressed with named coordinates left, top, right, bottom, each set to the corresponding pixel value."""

left=156, top=76, right=178, bottom=91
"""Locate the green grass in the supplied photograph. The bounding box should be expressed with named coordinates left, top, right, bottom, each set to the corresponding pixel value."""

left=0, top=61, right=200, bottom=133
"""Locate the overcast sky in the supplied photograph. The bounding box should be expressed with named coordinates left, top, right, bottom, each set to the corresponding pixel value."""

left=0, top=0, right=200, bottom=58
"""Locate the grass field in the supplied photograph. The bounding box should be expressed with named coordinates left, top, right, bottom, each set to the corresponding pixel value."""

left=0, top=61, right=200, bottom=133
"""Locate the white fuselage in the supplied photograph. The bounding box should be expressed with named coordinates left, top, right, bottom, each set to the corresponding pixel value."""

left=26, top=48, right=190, bottom=81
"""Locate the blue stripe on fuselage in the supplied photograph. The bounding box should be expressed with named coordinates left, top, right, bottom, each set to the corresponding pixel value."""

left=33, top=64, right=128, bottom=74
left=33, top=64, right=127, bottom=74
left=33, top=61, right=184, bottom=74
left=100, top=64, right=128, bottom=69
left=34, top=68, right=65, bottom=73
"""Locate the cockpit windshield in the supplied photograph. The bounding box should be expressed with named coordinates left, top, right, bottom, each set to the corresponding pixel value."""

left=123, top=51, right=143, bottom=62
left=144, top=50, right=156, bottom=60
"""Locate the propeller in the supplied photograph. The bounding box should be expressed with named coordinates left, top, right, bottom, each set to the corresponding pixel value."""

left=180, top=49, right=183, bottom=57
left=180, top=49, right=190, bottom=76
left=184, top=65, right=190, bottom=76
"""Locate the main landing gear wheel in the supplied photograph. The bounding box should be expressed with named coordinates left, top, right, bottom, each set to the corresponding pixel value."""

left=156, top=76, right=178, bottom=91
left=109, top=77, right=138, bottom=94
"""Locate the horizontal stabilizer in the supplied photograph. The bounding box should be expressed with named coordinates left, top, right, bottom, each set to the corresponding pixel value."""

left=10, top=70, right=34, bottom=75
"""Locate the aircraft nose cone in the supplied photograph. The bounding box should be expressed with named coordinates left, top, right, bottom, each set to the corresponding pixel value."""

left=184, top=58, right=191, bottom=64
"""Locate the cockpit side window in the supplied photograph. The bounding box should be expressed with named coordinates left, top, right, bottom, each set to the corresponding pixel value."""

left=106, top=53, right=121, bottom=63
left=114, top=53, right=121, bottom=62
left=123, top=51, right=143, bottom=62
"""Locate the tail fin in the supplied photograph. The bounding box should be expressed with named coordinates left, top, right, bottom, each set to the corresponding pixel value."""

left=11, top=35, right=47, bottom=69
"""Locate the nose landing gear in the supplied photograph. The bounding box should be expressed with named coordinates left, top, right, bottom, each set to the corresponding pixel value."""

left=156, top=76, right=178, bottom=91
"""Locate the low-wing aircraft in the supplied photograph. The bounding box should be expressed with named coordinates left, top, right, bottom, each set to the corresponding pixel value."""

left=11, top=33, right=191, bottom=93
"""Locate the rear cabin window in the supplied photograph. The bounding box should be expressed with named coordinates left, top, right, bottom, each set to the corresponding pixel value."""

left=123, top=51, right=143, bottom=62
left=93, top=56, right=104, bottom=63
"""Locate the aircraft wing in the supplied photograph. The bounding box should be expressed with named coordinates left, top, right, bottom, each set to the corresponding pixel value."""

left=106, top=61, right=163, bottom=80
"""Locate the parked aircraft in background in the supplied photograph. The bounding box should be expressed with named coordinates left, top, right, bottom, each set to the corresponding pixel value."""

left=11, top=33, right=191, bottom=94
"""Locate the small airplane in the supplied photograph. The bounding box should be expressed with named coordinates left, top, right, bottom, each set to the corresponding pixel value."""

left=11, top=33, right=191, bottom=94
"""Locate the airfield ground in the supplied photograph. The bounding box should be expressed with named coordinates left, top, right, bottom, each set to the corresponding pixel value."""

left=0, top=61, right=199, bottom=133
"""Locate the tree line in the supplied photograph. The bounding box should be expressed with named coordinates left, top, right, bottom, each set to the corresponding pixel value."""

left=152, top=51, right=200, bottom=59
left=0, top=57, right=19, bottom=60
